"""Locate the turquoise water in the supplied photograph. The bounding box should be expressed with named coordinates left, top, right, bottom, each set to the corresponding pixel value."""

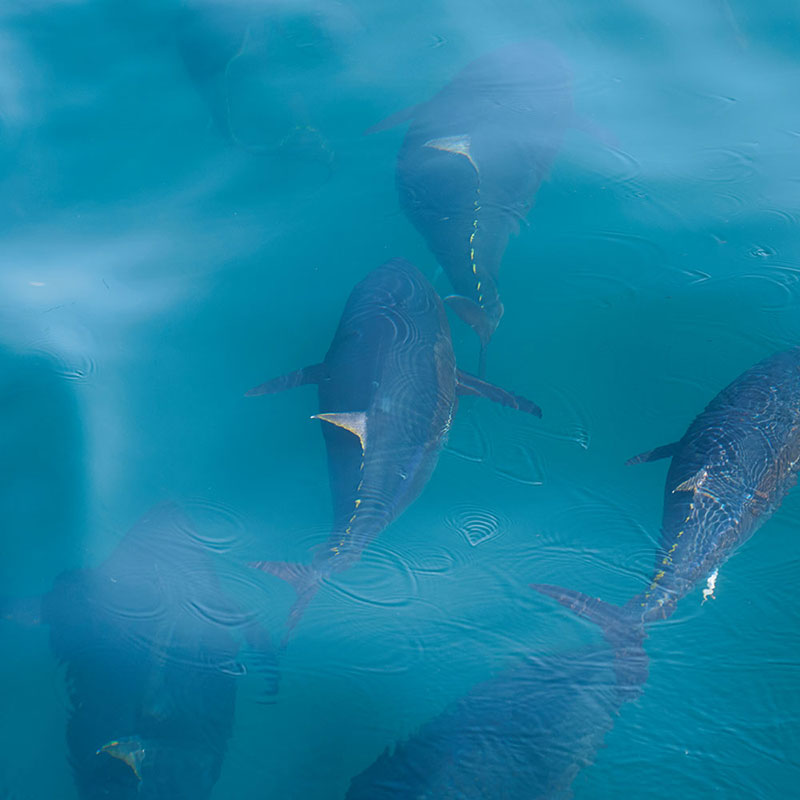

left=1, top=1, right=800, bottom=797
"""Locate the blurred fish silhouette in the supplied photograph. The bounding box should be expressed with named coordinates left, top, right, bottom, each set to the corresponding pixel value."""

left=1, top=503, right=274, bottom=800
left=370, top=40, right=578, bottom=375
left=175, top=0, right=356, bottom=170
left=247, top=258, right=541, bottom=634
left=347, top=641, right=645, bottom=799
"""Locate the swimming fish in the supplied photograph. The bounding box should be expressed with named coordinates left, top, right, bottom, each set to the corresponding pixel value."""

left=533, top=347, right=800, bottom=650
left=1, top=503, right=273, bottom=799
left=247, top=258, right=541, bottom=631
left=371, top=40, right=574, bottom=374
left=346, top=641, right=645, bottom=799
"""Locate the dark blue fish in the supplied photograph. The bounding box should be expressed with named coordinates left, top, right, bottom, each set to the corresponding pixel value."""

left=347, top=642, right=646, bottom=800
left=1, top=504, right=272, bottom=800
left=247, top=258, right=541, bottom=629
left=372, top=41, right=574, bottom=374
left=534, top=347, right=800, bottom=648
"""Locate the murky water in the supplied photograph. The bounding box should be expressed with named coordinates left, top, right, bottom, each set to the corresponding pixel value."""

left=1, top=1, right=799, bottom=798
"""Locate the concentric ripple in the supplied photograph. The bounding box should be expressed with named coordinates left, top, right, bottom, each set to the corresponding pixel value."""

left=445, top=504, right=508, bottom=548
left=30, top=347, right=97, bottom=384
left=181, top=497, right=247, bottom=553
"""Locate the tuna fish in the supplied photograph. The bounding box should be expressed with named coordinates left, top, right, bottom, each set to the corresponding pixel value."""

left=1, top=503, right=273, bottom=800
left=247, top=258, right=541, bottom=631
left=346, top=641, right=645, bottom=800
left=534, top=347, right=800, bottom=650
left=371, top=41, right=574, bottom=374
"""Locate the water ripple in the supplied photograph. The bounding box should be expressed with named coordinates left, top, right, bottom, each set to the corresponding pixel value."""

left=31, top=347, right=96, bottom=384
left=444, top=406, right=490, bottom=462
left=445, top=504, right=508, bottom=548
left=693, top=145, right=758, bottom=185
left=322, top=539, right=420, bottom=613
left=529, top=382, right=593, bottom=451
left=403, top=541, right=472, bottom=575
left=492, top=440, right=546, bottom=486
left=181, top=497, right=247, bottom=553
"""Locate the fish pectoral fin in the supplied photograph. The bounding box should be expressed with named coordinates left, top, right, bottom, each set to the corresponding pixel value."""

left=312, top=411, right=368, bottom=451
left=364, top=102, right=424, bottom=134
left=245, top=364, right=325, bottom=397
left=673, top=468, right=708, bottom=493
left=423, top=134, right=479, bottom=172
left=625, top=442, right=679, bottom=465
left=456, top=369, right=542, bottom=418
left=97, top=737, right=146, bottom=781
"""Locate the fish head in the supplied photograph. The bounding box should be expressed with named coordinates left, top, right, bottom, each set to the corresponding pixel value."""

left=349, top=258, right=439, bottom=319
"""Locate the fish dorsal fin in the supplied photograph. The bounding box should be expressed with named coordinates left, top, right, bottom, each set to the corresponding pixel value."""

left=673, top=468, right=708, bottom=493
left=97, top=737, right=146, bottom=780
left=423, top=134, right=479, bottom=172
left=312, top=412, right=368, bottom=451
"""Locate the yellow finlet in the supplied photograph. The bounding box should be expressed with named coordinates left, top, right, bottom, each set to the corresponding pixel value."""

left=423, top=134, right=479, bottom=172
left=313, top=412, right=368, bottom=451
left=97, top=737, right=146, bottom=781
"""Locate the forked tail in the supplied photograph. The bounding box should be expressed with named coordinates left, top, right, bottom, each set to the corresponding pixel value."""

left=444, top=295, right=498, bottom=378
left=250, top=561, right=321, bottom=645
left=531, top=584, right=649, bottom=693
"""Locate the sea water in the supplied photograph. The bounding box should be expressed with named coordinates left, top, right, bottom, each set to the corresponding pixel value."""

left=1, top=1, right=799, bottom=798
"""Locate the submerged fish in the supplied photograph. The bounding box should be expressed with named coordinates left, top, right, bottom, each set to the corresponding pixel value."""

left=534, top=347, right=800, bottom=651
left=176, top=0, right=348, bottom=166
left=347, top=641, right=645, bottom=800
left=372, top=41, right=574, bottom=374
left=247, top=258, right=541, bottom=630
left=1, top=504, right=273, bottom=800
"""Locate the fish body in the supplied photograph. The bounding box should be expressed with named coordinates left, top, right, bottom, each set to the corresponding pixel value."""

left=347, top=643, right=642, bottom=800
left=248, top=258, right=540, bottom=628
left=388, top=41, right=573, bottom=367
left=632, top=346, right=800, bottom=620
left=5, top=504, right=271, bottom=800
left=534, top=348, right=800, bottom=652
left=313, top=257, right=458, bottom=569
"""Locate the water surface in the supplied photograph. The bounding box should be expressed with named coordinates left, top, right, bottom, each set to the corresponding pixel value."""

left=1, top=1, right=800, bottom=798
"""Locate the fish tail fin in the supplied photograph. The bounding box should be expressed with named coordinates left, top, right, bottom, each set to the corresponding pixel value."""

left=249, top=561, right=321, bottom=642
left=531, top=584, right=648, bottom=691
left=444, top=295, right=501, bottom=377
left=445, top=294, right=494, bottom=344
